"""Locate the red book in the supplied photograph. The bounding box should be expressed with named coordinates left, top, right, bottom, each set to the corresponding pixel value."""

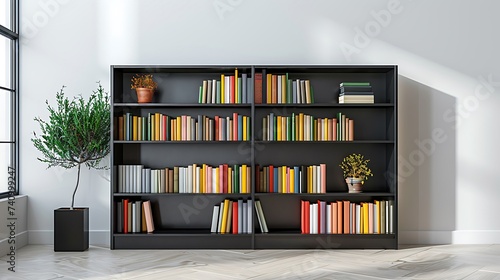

left=269, top=165, right=274, bottom=193
left=232, top=201, right=238, bottom=234
left=304, top=200, right=310, bottom=234
left=301, top=200, right=304, bottom=233
left=123, top=199, right=129, bottom=234
left=223, top=164, right=228, bottom=193
left=230, top=75, right=235, bottom=103
left=254, top=73, right=263, bottom=104
left=214, top=116, right=219, bottom=141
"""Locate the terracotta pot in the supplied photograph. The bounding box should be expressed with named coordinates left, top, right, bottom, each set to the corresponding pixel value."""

left=346, top=177, right=363, bottom=193
left=135, top=88, right=154, bottom=103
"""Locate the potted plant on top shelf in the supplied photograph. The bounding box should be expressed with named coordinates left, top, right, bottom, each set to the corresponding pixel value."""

left=31, top=82, right=110, bottom=251
left=339, top=153, right=373, bottom=193
left=131, top=74, right=158, bottom=103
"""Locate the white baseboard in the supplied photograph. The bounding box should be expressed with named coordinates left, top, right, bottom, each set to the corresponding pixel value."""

left=28, top=230, right=110, bottom=247
left=400, top=230, right=500, bottom=245
left=0, top=230, right=29, bottom=257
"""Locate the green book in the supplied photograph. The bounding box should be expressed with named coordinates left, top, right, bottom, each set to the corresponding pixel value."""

left=340, top=82, right=370, bottom=87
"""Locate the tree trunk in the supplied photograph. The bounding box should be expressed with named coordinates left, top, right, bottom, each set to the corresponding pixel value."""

left=70, top=163, right=81, bottom=210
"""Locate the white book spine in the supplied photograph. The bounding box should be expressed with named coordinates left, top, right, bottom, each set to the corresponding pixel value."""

left=211, top=205, right=219, bottom=233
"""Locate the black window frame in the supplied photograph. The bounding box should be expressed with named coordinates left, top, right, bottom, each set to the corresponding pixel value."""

left=0, top=0, right=19, bottom=199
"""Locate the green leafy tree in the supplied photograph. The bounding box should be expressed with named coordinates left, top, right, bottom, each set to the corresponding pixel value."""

left=32, top=83, right=110, bottom=209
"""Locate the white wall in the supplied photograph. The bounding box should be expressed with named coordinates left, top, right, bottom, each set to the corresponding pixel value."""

left=20, top=0, right=500, bottom=245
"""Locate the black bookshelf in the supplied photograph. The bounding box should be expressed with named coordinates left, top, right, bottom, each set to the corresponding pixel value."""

left=110, top=65, right=398, bottom=249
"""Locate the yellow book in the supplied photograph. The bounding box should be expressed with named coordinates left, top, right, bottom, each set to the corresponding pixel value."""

left=176, top=116, right=181, bottom=141
left=221, top=199, right=230, bottom=233
left=220, top=74, right=225, bottom=104
left=235, top=68, right=238, bottom=104
left=359, top=203, right=364, bottom=233
left=305, top=80, right=311, bottom=103
left=155, top=113, right=160, bottom=141
left=308, top=166, right=312, bottom=193
left=228, top=167, right=232, bottom=193
left=242, top=164, right=247, bottom=193
left=242, top=116, right=247, bottom=141
left=266, top=74, right=272, bottom=104
left=202, top=164, right=207, bottom=193
left=150, top=114, right=155, bottom=141
left=363, top=203, right=369, bottom=234
left=290, top=168, right=295, bottom=194
left=324, top=118, right=328, bottom=141
left=132, top=116, right=138, bottom=141
left=299, top=113, right=304, bottom=141
left=281, top=165, right=286, bottom=193
left=277, top=116, right=282, bottom=141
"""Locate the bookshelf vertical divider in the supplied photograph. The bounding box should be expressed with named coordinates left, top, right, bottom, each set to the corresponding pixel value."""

left=110, top=65, right=398, bottom=249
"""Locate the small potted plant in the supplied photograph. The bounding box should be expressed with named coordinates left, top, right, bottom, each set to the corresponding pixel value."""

left=131, top=74, right=158, bottom=103
left=339, top=153, right=373, bottom=193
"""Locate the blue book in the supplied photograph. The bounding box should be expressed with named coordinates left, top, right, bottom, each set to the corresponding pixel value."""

left=242, top=73, right=247, bottom=103
left=294, top=166, right=300, bottom=193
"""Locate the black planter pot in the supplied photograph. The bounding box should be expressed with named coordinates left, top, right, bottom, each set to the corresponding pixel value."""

left=54, top=207, right=89, bottom=252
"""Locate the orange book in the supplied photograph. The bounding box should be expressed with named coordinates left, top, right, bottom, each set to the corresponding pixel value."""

left=349, top=119, right=354, bottom=141
left=227, top=166, right=232, bottom=193
left=233, top=113, right=238, bottom=141
left=343, top=201, right=350, bottom=234
left=276, top=116, right=282, bottom=141
left=266, top=74, right=272, bottom=104
left=332, top=202, right=338, bottom=234
left=155, top=113, right=161, bottom=141
left=320, top=164, right=326, bottom=193
left=254, top=73, right=263, bottom=104
left=123, top=199, right=129, bottom=233
left=289, top=168, right=295, bottom=193
left=337, top=201, right=343, bottom=234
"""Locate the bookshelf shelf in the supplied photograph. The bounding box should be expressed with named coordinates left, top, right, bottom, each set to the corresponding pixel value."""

left=110, top=65, right=398, bottom=250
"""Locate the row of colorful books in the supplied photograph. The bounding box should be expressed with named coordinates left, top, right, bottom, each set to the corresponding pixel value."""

left=116, top=113, right=251, bottom=141
left=198, top=70, right=253, bottom=104
left=261, top=112, right=354, bottom=141
left=255, top=73, right=315, bottom=104
left=211, top=199, right=255, bottom=234
left=301, top=200, right=394, bottom=234
left=115, top=199, right=154, bottom=234
left=338, top=82, right=374, bottom=104
left=255, top=164, right=327, bottom=194
left=116, top=164, right=252, bottom=194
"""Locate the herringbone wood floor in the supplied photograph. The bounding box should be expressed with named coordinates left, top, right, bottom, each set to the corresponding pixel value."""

left=1, top=244, right=500, bottom=279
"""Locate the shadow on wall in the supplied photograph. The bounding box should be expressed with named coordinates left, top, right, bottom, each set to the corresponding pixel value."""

left=398, top=75, right=456, bottom=244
